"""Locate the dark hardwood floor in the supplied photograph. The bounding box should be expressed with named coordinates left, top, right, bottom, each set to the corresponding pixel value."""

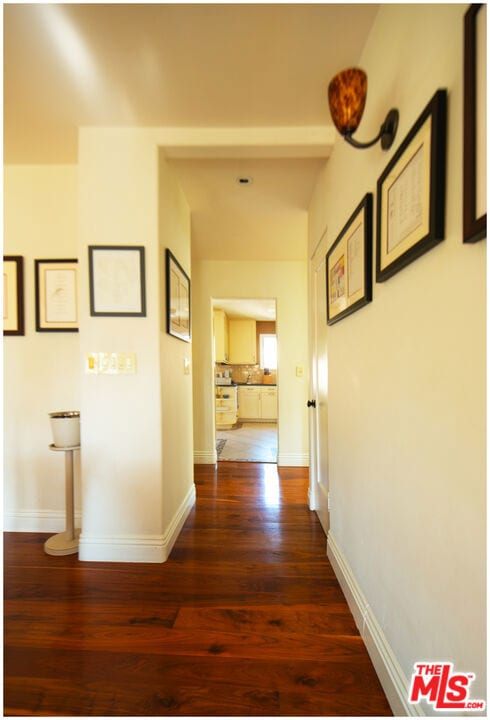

left=4, top=462, right=392, bottom=717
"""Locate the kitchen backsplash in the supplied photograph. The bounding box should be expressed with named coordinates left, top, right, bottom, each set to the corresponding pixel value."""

left=216, top=363, right=277, bottom=384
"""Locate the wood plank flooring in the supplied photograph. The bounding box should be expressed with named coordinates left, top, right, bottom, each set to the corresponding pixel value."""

left=4, top=462, right=392, bottom=717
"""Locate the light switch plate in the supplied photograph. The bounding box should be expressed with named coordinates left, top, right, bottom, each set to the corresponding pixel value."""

left=85, top=352, right=137, bottom=374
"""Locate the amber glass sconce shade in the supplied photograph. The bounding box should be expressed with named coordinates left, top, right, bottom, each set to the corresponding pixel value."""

left=328, top=67, right=399, bottom=150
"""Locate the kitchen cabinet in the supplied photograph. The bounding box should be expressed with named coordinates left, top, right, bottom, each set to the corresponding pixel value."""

left=260, top=387, right=278, bottom=419
left=213, top=309, right=229, bottom=363
left=238, top=385, right=277, bottom=420
left=228, top=319, right=256, bottom=364
left=237, top=386, right=261, bottom=419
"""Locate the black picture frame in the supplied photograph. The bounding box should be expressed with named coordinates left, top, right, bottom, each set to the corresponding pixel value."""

left=89, top=246, right=146, bottom=317
left=3, top=255, right=25, bottom=336
left=35, top=258, right=79, bottom=332
left=376, top=89, right=447, bottom=282
left=463, top=3, right=486, bottom=244
left=326, top=193, right=373, bottom=325
left=166, top=249, right=191, bottom=342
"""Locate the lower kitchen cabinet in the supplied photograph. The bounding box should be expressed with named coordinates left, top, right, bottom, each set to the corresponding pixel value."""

left=260, top=387, right=278, bottom=419
left=238, top=385, right=277, bottom=421
left=238, top=386, right=261, bottom=419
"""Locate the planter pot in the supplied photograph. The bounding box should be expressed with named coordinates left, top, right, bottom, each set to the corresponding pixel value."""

left=49, top=411, right=80, bottom=448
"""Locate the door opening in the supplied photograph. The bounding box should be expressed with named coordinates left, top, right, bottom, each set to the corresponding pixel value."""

left=309, top=231, right=330, bottom=535
left=212, top=298, right=278, bottom=463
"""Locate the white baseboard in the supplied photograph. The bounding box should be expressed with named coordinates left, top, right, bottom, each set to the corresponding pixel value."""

left=277, top=452, right=309, bottom=467
left=78, top=484, right=196, bottom=563
left=194, top=450, right=309, bottom=467
left=4, top=509, right=82, bottom=533
left=327, top=531, right=424, bottom=717
left=194, top=449, right=217, bottom=464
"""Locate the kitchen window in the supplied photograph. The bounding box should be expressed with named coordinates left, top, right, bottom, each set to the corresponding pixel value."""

left=260, top=334, right=277, bottom=370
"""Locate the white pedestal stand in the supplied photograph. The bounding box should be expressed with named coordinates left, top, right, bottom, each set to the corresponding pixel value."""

left=44, top=444, right=81, bottom=556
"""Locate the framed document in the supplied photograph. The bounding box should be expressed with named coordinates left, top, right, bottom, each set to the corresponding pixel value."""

left=463, top=3, right=487, bottom=243
left=89, top=246, right=146, bottom=317
left=4, top=256, right=24, bottom=336
left=376, top=89, right=447, bottom=281
left=35, top=259, right=78, bottom=332
left=326, top=194, right=373, bottom=325
left=165, top=249, right=191, bottom=342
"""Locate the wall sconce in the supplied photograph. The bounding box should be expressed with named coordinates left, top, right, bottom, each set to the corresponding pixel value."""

left=328, top=67, right=399, bottom=150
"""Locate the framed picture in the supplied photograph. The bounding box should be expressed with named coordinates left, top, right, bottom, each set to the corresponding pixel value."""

left=376, top=89, right=447, bottom=282
left=4, top=256, right=24, bottom=336
left=463, top=3, right=486, bottom=243
left=166, top=249, right=191, bottom=342
left=35, top=259, right=78, bottom=332
left=326, top=193, right=373, bottom=325
left=89, top=246, right=146, bottom=317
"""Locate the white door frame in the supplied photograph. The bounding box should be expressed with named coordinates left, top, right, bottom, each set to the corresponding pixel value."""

left=308, top=227, right=330, bottom=534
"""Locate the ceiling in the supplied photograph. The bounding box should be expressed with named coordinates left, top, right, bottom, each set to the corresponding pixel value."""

left=4, top=3, right=379, bottom=261
left=213, top=297, right=276, bottom=321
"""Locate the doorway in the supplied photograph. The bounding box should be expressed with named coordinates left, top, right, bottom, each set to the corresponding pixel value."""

left=213, top=298, right=278, bottom=463
left=309, top=231, right=330, bottom=534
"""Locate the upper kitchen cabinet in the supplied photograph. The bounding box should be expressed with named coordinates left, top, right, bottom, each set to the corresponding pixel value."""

left=228, top=319, right=257, bottom=364
left=213, top=309, right=229, bottom=363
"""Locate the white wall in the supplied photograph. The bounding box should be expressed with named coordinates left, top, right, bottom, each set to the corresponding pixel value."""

left=309, top=4, right=486, bottom=713
left=4, top=140, right=195, bottom=561
left=4, top=165, right=81, bottom=530
left=76, top=129, right=194, bottom=562
left=158, top=150, right=194, bottom=531
left=192, top=259, right=309, bottom=466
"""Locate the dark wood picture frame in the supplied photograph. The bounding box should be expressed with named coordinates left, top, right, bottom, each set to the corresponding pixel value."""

left=376, top=89, right=447, bottom=282
left=89, top=246, right=146, bottom=317
left=463, top=3, right=486, bottom=243
left=326, top=193, right=373, bottom=325
left=35, top=258, right=79, bottom=332
left=4, top=255, right=25, bottom=336
left=166, top=248, right=191, bottom=342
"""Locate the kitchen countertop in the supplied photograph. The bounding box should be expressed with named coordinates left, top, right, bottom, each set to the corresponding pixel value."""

left=216, top=381, right=276, bottom=387
left=215, top=382, right=277, bottom=388
left=235, top=382, right=277, bottom=386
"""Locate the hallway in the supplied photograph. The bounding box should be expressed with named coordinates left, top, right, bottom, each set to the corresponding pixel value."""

left=4, top=462, right=391, bottom=716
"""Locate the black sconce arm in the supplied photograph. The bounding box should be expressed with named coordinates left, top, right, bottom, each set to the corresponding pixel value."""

left=343, top=108, right=399, bottom=151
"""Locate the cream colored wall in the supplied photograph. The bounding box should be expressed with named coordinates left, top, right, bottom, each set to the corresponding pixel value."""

left=4, top=141, right=194, bottom=560
left=76, top=129, right=193, bottom=561
left=77, top=130, right=163, bottom=551
left=192, top=259, right=309, bottom=466
left=4, top=165, right=81, bottom=530
left=309, top=3, right=486, bottom=707
left=158, top=151, right=194, bottom=530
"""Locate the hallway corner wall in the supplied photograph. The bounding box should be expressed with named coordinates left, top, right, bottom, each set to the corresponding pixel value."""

left=158, top=150, right=195, bottom=532
left=77, top=129, right=194, bottom=562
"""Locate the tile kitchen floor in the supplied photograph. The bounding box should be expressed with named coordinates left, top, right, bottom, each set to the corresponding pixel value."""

left=216, top=422, right=278, bottom=463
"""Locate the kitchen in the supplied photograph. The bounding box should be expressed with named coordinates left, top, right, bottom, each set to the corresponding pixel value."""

left=213, top=298, right=278, bottom=463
